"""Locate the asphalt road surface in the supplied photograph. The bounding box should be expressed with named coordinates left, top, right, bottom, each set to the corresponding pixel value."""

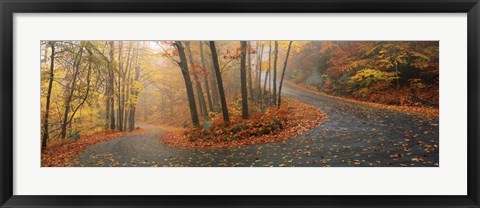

left=73, top=82, right=439, bottom=167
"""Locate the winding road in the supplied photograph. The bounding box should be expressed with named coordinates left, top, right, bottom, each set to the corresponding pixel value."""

left=73, top=82, right=439, bottom=167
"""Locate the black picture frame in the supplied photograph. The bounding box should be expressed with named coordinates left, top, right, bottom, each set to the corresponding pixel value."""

left=1, top=0, right=479, bottom=207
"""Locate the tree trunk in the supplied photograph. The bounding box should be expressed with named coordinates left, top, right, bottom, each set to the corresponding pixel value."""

left=268, top=41, right=272, bottom=105
left=240, top=41, right=249, bottom=119
left=105, top=86, right=110, bottom=125
left=128, top=65, right=140, bottom=131
left=129, top=107, right=136, bottom=131
left=277, top=41, right=293, bottom=107
left=175, top=41, right=200, bottom=127
left=247, top=42, right=253, bottom=100
left=66, top=48, right=93, bottom=127
left=60, top=46, right=83, bottom=139
left=255, top=43, right=259, bottom=102
left=206, top=42, right=220, bottom=112
left=186, top=42, right=208, bottom=119
left=209, top=41, right=230, bottom=125
left=272, top=41, right=279, bottom=105
left=199, top=42, right=214, bottom=113
left=108, top=41, right=116, bottom=130
left=123, top=42, right=133, bottom=131
left=263, top=41, right=272, bottom=105
left=117, top=41, right=124, bottom=131
left=257, top=44, right=264, bottom=103
left=41, top=41, right=55, bottom=151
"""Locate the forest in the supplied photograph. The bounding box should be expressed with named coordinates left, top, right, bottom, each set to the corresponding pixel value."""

left=41, top=41, right=439, bottom=167
left=288, top=41, right=439, bottom=107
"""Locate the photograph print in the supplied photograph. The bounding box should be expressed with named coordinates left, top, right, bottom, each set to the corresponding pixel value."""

left=40, top=40, right=439, bottom=167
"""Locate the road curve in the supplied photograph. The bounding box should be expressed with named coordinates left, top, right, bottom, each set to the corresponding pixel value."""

left=74, top=82, right=439, bottom=167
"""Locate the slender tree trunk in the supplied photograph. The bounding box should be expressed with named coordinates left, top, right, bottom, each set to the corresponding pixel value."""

left=209, top=41, right=230, bottom=125
left=108, top=41, right=116, bottom=130
left=131, top=44, right=141, bottom=130
left=123, top=42, right=132, bottom=130
left=186, top=42, right=208, bottom=119
left=254, top=44, right=260, bottom=102
left=257, top=44, right=264, bottom=103
left=200, top=42, right=214, bottom=113
left=206, top=43, right=220, bottom=112
left=66, top=49, right=93, bottom=127
left=203, top=76, right=213, bottom=114
left=268, top=41, right=272, bottom=105
left=117, top=41, right=124, bottom=131
left=124, top=84, right=130, bottom=130
left=41, top=41, right=55, bottom=150
left=263, top=41, right=272, bottom=105
left=128, top=65, right=140, bottom=131
left=240, top=41, right=249, bottom=119
left=277, top=41, right=293, bottom=107
left=253, top=44, right=258, bottom=102
left=105, top=87, right=110, bottom=125
left=272, top=41, right=279, bottom=105
left=60, top=47, right=83, bottom=139
left=247, top=42, right=253, bottom=100
left=175, top=41, right=200, bottom=127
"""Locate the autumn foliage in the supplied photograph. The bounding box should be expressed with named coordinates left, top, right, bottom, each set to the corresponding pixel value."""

left=40, top=40, right=439, bottom=167
left=288, top=41, right=439, bottom=108
left=160, top=98, right=326, bottom=148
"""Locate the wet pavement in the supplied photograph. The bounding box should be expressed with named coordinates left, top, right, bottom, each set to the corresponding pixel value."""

left=73, top=82, right=439, bottom=167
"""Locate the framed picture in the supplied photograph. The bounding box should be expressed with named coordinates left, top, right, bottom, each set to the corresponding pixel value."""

left=1, top=0, right=479, bottom=207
